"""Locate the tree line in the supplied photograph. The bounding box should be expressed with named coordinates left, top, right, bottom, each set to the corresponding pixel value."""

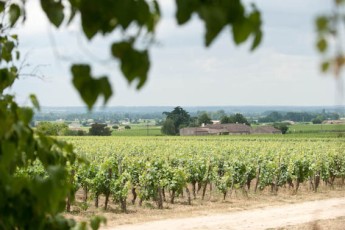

left=258, top=111, right=340, bottom=123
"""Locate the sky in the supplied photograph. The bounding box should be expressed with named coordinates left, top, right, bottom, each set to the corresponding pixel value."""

left=9, top=0, right=345, bottom=107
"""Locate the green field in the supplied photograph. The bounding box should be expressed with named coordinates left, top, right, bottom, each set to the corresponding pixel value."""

left=111, top=125, right=162, bottom=136
left=288, top=124, right=345, bottom=133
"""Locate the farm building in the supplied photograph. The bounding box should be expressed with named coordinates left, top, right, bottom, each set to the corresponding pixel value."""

left=180, top=124, right=251, bottom=136
left=180, top=124, right=281, bottom=136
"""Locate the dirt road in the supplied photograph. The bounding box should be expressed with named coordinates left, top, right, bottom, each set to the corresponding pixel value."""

left=103, top=197, right=345, bottom=230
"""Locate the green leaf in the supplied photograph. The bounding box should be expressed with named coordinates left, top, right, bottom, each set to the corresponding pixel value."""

left=199, top=6, right=227, bottom=47
left=0, top=1, right=5, bottom=13
left=316, top=16, right=328, bottom=33
left=251, top=30, right=263, bottom=51
left=90, top=216, right=107, bottom=230
left=17, top=107, right=34, bottom=125
left=111, top=41, right=150, bottom=89
left=175, top=0, right=198, bottom=25
left=9, top=4, right=21, bottom=27
left=40, top=0, right=64, bottom=28
left=232, top=20, right=252, bottom=45
left=71, top=64, right=113, bottom=110
left=317, top=38, right=327, bottom=53
left=321, top=61, right=330, bottom=72
left=0, top=68, right=17, bottom=93
left=29, top=94, right=40, bottom=110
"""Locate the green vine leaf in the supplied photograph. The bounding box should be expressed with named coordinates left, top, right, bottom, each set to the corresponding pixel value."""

left=40, top=0, right=65, bottom=28
left=71, top=64, right=112, bottom=110
left=111, top=41, right=150, bottom=89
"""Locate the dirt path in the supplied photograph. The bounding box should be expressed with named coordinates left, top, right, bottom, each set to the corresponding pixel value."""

left=102, top=197, right=345, bottom=230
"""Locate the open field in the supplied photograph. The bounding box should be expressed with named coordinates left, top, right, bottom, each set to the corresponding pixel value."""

left=288, top=123, right=345, bottom=133
left=111, top=125, right=162, bottom=136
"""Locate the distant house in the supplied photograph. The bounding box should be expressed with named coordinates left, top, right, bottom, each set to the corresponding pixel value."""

left=180, top=124, right=281, bottom=136
left=180, top=124, right=251, bottom=136
left=205, top=124, right=251, bottom=134
left=251, top=126, right=282, bottom=134
left=180, top=128, right=211, bottom=136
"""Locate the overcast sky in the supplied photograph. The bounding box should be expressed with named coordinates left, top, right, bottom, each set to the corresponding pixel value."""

left=9, top=0, right=345, bottom=107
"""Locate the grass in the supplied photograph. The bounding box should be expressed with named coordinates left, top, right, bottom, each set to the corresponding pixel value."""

left=288, top=124, right=345, bottom=133
left=111, top=126, right=162, bottom=136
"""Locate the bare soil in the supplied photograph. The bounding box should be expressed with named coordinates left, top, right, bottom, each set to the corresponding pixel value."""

left=102, top=197, right=345, bottom=230
left=66, top=183, right=345, bottom=230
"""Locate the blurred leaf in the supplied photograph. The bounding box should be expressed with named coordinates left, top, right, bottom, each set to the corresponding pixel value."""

left=175, top=0, right=198, bottom=25
left=71, top=64, right=112, bottom=110
left=29, top=94, right=40, bottom=110
left=0, top=68, right=17, bottom=93
left=0, top=1, right=5, bottom=13
left=111, top=41, right=150, bottom=89
left=40, top=0, right=64, bottom=28
left=321, top=61, right=330, bottom=72
left=90, top=216, right=107, bottom=230
left=317, top=38, right=327, bottom=53
left=316, top=16, right=328, bottom=32
left=199, top=6, right=227, bottom=47
left=9, top=4, right=21, bottom=27
left=17, top=107, right=33, bottom=125
left=251, top=30, right=262, bottom=51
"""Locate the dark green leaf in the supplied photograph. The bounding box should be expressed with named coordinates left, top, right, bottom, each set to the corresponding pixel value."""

left=0, top=68, right=17, bottom=93
left=111, top=41, right=150, bottom=89
left=232, top=20, right=252, bottom=45
left=251, top=30, right=263, bottom=51
left=9, top=4, right=21, bottom=27
left=40, top=0, right=64, bottom=28
left=199, top=6, right=227, bottom=47
left=176, top=0, right=198, bottom=25
left=71, top=64, right=113, bottom=110
left=0, top=2, right=5, bottom=13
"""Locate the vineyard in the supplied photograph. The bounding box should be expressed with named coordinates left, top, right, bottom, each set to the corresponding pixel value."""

left=18, top=135, right=345, bottom=213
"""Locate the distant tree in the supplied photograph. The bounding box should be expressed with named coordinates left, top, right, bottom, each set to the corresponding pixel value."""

left=258, top=111, right=283, bottom=123
left=327, top=113, right=340, bottom=120
left=189, top=117, right=199, bottom=127
left=36, top=122, right=69, bottom=136
left=212, top=110, right=227, bottom=120
left=65, top=129, right=86, bottom=136
left=312, top=118, right=322, bottom=124
left=163, top=106, right=191, bottom=133
left=161, top=118, right=176, bottom=135
left=220, top=116, right=232, bottom=124
left=125, top=125, right=131, bottom=129
left=198, top=113, right=212, bottom=126
left=273, top=123, right=289, bottom=134
left=221, top=113, right=250, bottom=125
left=112, top=125, right=119, bottom=130
left=89, top=123, right=111, bottom=136
left=232, top=113, right=250, bottom=125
